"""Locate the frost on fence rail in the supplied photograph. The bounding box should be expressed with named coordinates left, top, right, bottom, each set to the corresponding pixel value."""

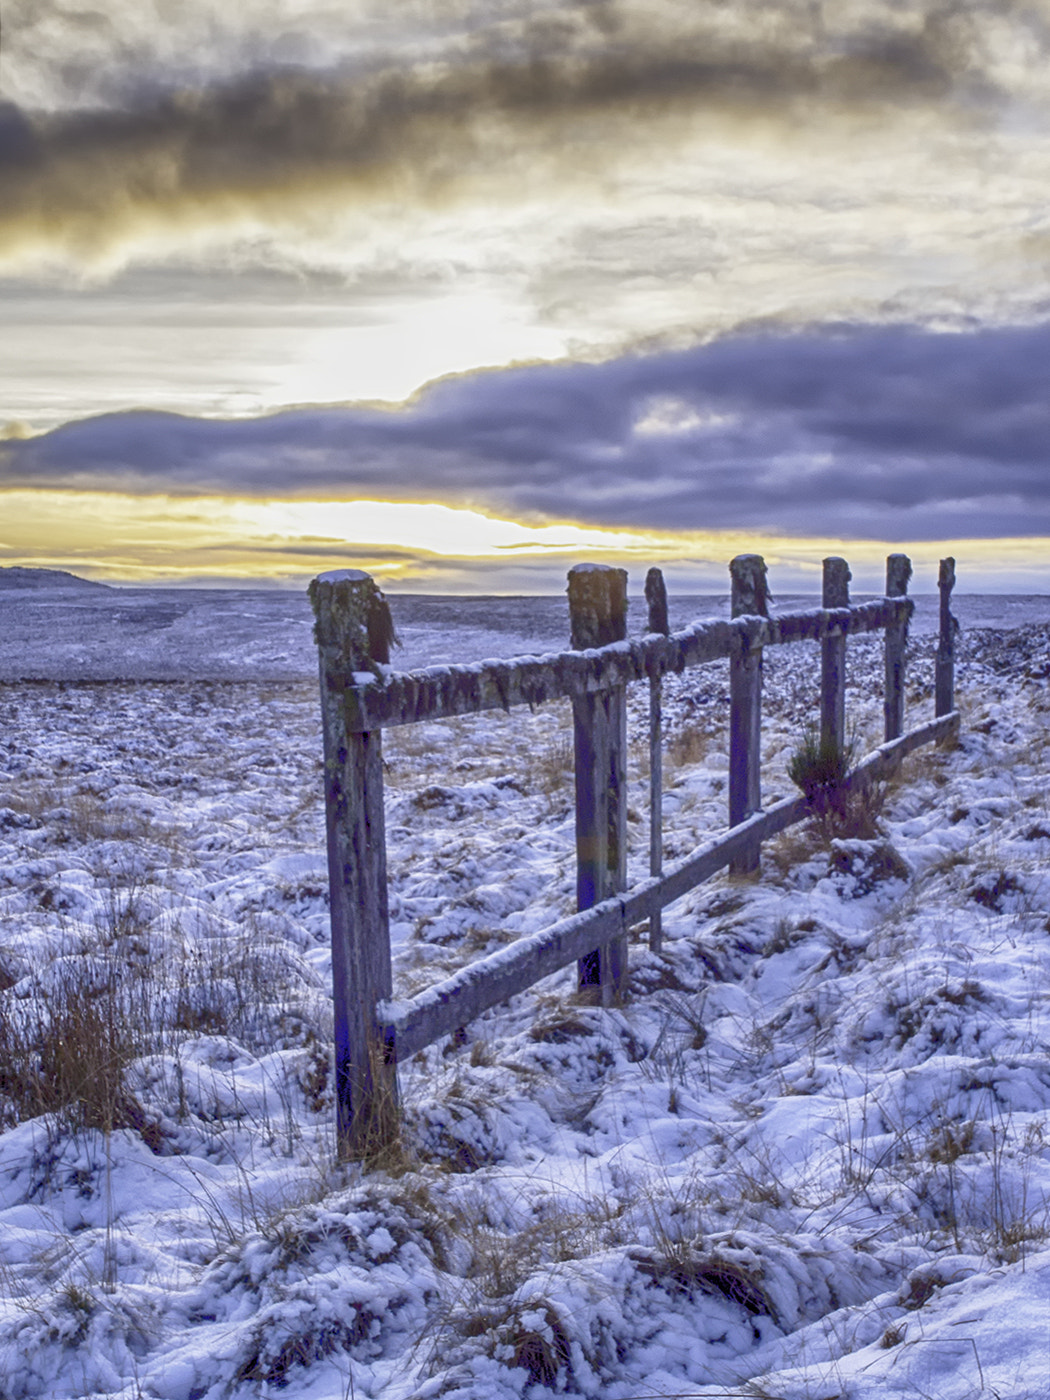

left=334, top=596, right=913, bottom=732
left=309, top=553, right=959, bottom=1158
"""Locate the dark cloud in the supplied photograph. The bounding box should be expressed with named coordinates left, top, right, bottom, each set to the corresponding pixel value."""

left=0, top=2, right=1013, bottom=262
left=5, top=321, right=1050, bottom=541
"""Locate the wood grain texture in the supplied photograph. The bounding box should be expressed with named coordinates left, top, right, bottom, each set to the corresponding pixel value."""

left=884, top=553, right=912, bottom=742
left=311, top=572, right=396, bottom=1157
left=729, top=556, right=768, bottom=874
left=645, top=567, right=669, bottom=952
left=569, top=565, right=628, bottom=1001
left=821, top=557, right=851, bottom=754
left=936, top=556, right=957, bottom=718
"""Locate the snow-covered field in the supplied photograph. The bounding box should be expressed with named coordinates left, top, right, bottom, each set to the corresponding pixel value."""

left=0, top=592, right=1049, bottom=1399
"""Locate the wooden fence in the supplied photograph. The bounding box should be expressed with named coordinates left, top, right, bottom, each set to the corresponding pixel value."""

left=310, top=553, right=960, bottom=1156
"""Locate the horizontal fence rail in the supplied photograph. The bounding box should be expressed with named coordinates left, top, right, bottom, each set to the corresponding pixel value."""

left=335, top=598, right=912, bottom=732
left=310, top=553, right=960, bottom=1157
left=379, top=709, right=959, bottom=1059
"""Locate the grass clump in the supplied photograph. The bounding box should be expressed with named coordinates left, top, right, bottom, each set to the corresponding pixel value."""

left=787, top=728, right=883, bottom=839
left=787, top=728, right=854, bottom=802
left=0, top=964, right=155, bottom=1141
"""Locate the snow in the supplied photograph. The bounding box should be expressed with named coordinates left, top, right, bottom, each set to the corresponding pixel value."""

left=0, top=594, right=1049, bottom=1399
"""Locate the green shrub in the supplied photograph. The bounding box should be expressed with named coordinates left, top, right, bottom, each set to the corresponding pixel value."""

left=787, top=728, right=854, bottom=800
left=788, top=729, right=883, bottom=839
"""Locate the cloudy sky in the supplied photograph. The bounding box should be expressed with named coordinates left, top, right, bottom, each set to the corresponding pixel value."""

left=3, top=1, right=1050, bottom=592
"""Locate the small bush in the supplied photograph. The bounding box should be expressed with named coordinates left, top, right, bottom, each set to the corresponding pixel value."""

left=788, top=728, right=853, bottom=801
left=788, top=728, right=883, bottom=839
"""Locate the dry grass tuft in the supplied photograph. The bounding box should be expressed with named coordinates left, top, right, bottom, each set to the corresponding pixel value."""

left=528, top=730, right=575, bottom=799
left=969, top=869, right=1025, bottom=913
left=633, top=1244, right=775, bottom=1319
left=666, top=724, right=712, bottom=771
left=0, top=964, right=157, bottom=1142
left=499, top=1302, right=573, bottom=1388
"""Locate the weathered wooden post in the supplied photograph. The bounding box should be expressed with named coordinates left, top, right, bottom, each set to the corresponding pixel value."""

left=729, top=554, right=768, bottom=875
left=309, top=569, right=398, bottom=1158
left=884, top=553, right=912, bottom=742
left=936, top=557, right=956, bottom=717
left=568, top=564, right=628, bottom=1002
left=821, top=557, right=851, bottom=755
left=645, top=567, right=670, bottom=953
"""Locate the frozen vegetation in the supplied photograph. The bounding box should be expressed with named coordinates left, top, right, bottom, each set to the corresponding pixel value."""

left=0, top=598, right=1048, bottom=1399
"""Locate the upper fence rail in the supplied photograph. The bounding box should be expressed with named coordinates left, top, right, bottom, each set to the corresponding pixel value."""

left=328, top=597, right=912, bottom=731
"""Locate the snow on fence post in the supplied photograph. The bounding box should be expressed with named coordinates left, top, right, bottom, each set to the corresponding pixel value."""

left=884, top=553, right=912, bottom=742
left=645, top=567, right=670, bottom=953
left=568, top=563, right=629, bottom=1002
left=936, top=556, right=957, bottom=718
left=821, top=556, right=851, bottom=755
left=309, top=570, right=398, bottom=1158
left=729, top=554, right=768, bottom=876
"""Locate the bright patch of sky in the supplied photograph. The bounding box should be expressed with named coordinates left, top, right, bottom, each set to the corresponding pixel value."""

left=633, top=397, right=737, bottom=437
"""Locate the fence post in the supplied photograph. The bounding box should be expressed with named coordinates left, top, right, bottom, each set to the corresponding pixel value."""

left=309, top=570, right=397, bottom=1158
left=645, top=567, right=670, bottom=953
left=729, top=554, right=768, bottom=875
left=821, top=557, right=851, bottom=755
left=884, top=553, right=912, bottom=742
left=568, top=564, right=628, bottom=1002
left=936, top=557, right=956, bottom=717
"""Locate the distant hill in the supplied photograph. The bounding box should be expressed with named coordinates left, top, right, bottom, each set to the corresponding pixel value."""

left=0, top=567, right=111, bottom=591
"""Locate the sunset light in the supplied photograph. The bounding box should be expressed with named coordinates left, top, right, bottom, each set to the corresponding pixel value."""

left=3, top=0, right=1050, bottom=590
left=4, top=483, right=1045, bottom=592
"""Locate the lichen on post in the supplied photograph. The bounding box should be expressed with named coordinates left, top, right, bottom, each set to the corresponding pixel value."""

left=730, top=553, right=772, bottom=620
left=568, top=561, right=630, bottom=649
left=309, top=569, right=398, bottom=1158
left=568, top=563, right=629, bottom=1002
left=309, top=568, right=399, bottom=679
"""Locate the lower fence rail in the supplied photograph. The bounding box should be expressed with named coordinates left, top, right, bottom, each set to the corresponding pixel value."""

left=379, top=709, right=960, bottom=1061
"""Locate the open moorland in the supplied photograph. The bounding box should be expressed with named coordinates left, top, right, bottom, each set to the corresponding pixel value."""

left=0, top=594, right=1048, bottom=1399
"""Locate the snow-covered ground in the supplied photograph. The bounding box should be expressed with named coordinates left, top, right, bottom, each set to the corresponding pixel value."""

left=0, top=595, right=1048, bottom=1399
left=3, top=579, right=1050, bottom=681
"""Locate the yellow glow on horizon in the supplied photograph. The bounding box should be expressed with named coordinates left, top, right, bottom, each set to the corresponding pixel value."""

left=0, top=489, right=672, bottom=580
left=3, top=488, right=1050, bottom=591
left=226, top=499, right=668, bottom=557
